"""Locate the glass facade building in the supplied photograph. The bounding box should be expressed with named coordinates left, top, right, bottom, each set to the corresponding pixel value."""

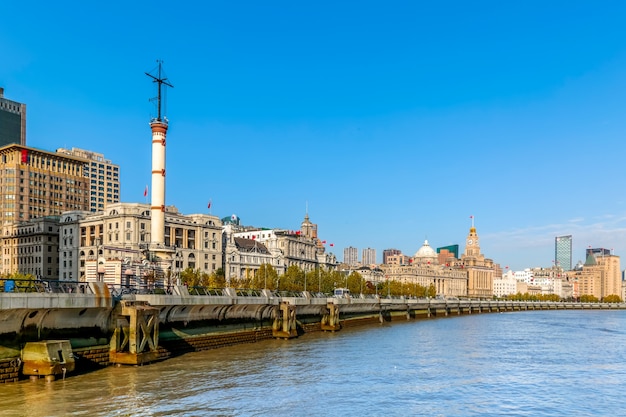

left=555, top=235, right=572, bottom=271
left=0, top=88, right=26, bottom=146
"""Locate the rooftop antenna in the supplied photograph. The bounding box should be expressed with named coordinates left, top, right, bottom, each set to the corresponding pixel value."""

left=145, top=60, right=173, bottom=123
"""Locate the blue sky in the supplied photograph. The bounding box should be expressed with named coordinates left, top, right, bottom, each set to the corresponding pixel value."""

left=2, top=1, right=626, bottom=270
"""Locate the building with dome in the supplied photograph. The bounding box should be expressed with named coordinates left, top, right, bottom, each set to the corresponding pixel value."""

left=380, top=218, right=499, bottom=298
left=381, top=239, right=468, bottom=297
left=412, top=240, right=438, bottom=266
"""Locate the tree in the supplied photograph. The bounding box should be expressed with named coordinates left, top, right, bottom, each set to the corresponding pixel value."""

left=1, top=272, right=37, bottom=292
left=426, top=284, right=437, bottom=298
left=180, top=267, right=201, bottom=287
left=280, top=265, right=304, bottom=291
left=580, top=294, right=599, bottom=303
left=603, top=294, right=622, bottom=303
left=346, top=271, right=364, bottom=294
left=207, top=268, right=226, bottom=288
left=250, top=263, right=278, bottom=290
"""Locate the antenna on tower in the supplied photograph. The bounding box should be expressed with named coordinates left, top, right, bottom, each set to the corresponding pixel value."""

left=145, top=60, right=173, bottom=123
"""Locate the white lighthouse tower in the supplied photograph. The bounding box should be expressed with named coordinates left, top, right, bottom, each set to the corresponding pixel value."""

left=145, top=61, right=175, bottom=283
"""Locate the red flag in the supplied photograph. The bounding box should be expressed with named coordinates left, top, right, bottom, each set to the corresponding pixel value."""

left=208, top=200, right=212, bottom=209
left=322, top=240, right=326, bottom=244
left=330, top=243, right=334, bottom=247
left=143, top=185, right=148, bottom=197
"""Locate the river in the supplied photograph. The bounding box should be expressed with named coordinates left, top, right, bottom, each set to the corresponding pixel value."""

left=1, top=310, right=625, bottom=416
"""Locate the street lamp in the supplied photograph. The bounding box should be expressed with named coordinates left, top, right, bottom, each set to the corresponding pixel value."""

left=318, top=267, right=321, bottom=293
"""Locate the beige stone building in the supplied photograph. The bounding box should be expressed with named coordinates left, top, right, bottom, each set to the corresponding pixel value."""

left=224, top=213, right=337, bottom=285
left=569, top=252, right=621, bottom=300
left=381, top=240, right=468, bottom=297
left=461, top=225, right=495, bottom=299
left=1, top=216, right=60, bottom=279
left=384, top=253, right=412, bottom=265
left=58, top=203, right=223, bottom=285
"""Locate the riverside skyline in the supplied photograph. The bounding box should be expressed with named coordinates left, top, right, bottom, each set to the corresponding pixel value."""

left=2, top=1, right=626, bottom=270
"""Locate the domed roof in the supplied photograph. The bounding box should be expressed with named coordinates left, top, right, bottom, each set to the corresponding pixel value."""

left=414, top=240, right=437, bottom=258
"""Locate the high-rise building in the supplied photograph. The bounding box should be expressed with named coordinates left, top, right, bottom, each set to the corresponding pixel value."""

left=344, top=246, right=358, bottom=266
left=56, top=148, right=120, bottom=212
left=555, top=235, right=572, bottom=271
left=0, top=88, right=26, bottom=146
left=0, top=144, right=90, bottom=226
left=382, top=248, right=401, bottom=264
left=362, top=247, right=376, bottom=266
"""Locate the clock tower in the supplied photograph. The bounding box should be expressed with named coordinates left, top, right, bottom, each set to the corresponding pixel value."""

left=464, top=228, right=480, bottom=257
left=461, top=216, right=495, bottom=299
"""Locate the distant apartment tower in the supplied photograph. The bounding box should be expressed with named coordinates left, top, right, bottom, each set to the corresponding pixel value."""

left=555, top=235, right=572, bottom=271
left=57, top=147, right=120, bottom=212
left=383, top=248, right=401, bottom=264
left=344, top=246, right=358, bottom=265
left=362, top=247, right=376, bottom=265
left=0, top=144, right=89, bottom=226
left=0, top=88, right=26, bottom=146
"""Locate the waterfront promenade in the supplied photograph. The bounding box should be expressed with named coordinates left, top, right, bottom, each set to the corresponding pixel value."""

left=1, top=279, right=625, bottom=383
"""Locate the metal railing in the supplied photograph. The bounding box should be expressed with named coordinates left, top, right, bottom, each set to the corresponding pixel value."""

left=0, top=279, right=90, bottom=294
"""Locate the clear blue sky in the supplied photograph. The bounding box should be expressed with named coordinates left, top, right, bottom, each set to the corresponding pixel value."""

left=2, top=1, right=626, bottom=271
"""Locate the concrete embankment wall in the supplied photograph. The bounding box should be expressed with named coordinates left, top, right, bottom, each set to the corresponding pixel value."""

left=2, top=290, right=626, bottom=383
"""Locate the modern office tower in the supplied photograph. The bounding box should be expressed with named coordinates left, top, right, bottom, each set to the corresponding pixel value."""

left=555, top=235, right=572, bottom=271
left=382, top=248, right=401, bottom=264
left=0, top=88, right=26, bottom=146
left=362, top=247, right=376, bottom=266
left=344, top=246, right=358, bottom=266
left=56, top=148, right=120, bottom=212
left=0, top=144, right=89, bottom=226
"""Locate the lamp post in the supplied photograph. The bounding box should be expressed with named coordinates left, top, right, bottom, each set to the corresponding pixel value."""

left=318, top=267, right=321, bottom=293
left=385, top=275, right=391, bottom=298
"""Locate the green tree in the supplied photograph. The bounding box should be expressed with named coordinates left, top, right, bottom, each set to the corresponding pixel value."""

left=1, top=272, right=37, bottom=292
left=345, top=271, right=364, bottom=294
left=250, top=264, right=278, bottom=290
left=580, top=294, right=599, bottom=302
left=603, top=294, right=622, bottom=303
left=206, top=268, right=226, bottom=288
left=180, top=267, right=201, bottom=287
left=280, top=265, right=304, bottom=291
left=426, top=284, right=436, bottom=298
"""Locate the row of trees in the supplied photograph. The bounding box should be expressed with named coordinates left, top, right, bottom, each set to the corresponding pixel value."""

left=499, top=292, right=623, bottom=303
left=179, top=264, right=437, bottom=298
